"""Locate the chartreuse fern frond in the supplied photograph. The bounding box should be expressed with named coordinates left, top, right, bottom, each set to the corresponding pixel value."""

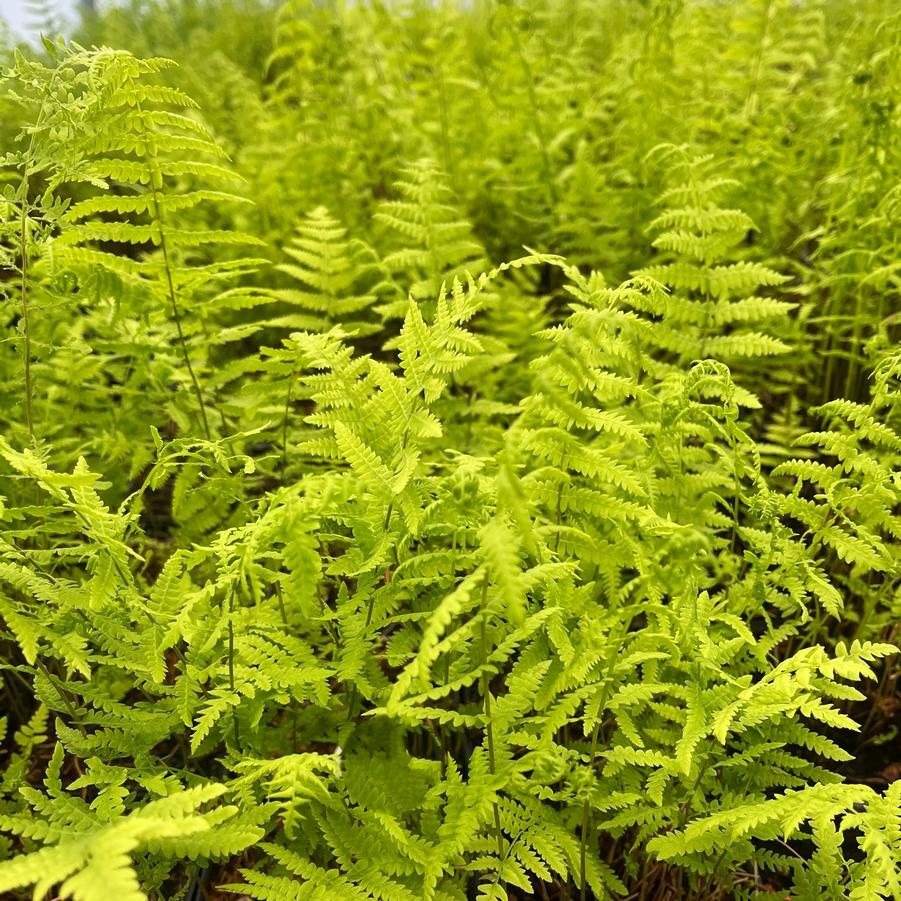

left=271, top=206, right=385, bottom=336
left=375, top=160, right=488, bottom=320
left=631, top=150, right=794, bottom=399
left=649, top=778, right=901, bottom=901
left=0, top=749, right=261, bottom=901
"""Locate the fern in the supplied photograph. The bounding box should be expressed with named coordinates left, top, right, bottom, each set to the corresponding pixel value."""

left=0, top=10, right=899, bottom=901
left=375, top=160, right=488, bottom=320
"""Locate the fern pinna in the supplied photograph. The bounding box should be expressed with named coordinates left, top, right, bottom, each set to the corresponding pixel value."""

left=1, top=7, right=900, bottom=901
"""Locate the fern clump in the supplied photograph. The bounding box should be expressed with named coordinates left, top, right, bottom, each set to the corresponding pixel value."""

left=1, top=6, right=899, bottom=901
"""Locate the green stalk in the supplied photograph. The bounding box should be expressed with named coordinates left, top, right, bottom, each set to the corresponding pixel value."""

left=509, top=24, right=558, bottom=216
left=18, top=205, right=34, bottom=441
left=281, top=366, right=298, bottom=478
left=35, top=659, right=87, bottom=739
left=14, top=94, right=50, bottom=443
left=480, top=580, right=504, bottom=859
left=227, top=586, right=240, bottom=748
left=150, top=184, right=212, bottom=441
left=579, top=720, right=601, bottom=901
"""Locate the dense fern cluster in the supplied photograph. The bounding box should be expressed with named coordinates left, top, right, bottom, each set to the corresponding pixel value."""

left=0, top=2, right=899, bottom=900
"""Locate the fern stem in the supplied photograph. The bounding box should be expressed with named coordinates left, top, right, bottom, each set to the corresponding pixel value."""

left=14, top=109, right=48, bottom=444
left=744, top=0, right=775, bottom=120
left=281, top=367, right=298, bottom=478
left=729, top=431, right=741, bottom=555
left=149, top=179, right=212, bottom=441
left=479, top=583, right=504, bottom=859
left=509, top=24, right=558, bottom=217
left=553, top=478, right=564, bottom=554
left=579, top=719, right=601, bottom=901
left=435, top=64, right=456, bottom=188
left=362, top=480, right=400, bottom=630
left=34, top=659, right=87, bottom=739
left=227, top=586, right=240, bottom=749
left=12, top=78, right=59, bottom=445
left=18, top=206, right=34, bottom=442
left=859, top=650, right=895, bottom=741
left=677, top=746, right=713, bottom=828
left=274, top=582, right=299, bottom=747
left=275, top=581, right=288, bottom=625
left=843, top=290, right=865, bottom=401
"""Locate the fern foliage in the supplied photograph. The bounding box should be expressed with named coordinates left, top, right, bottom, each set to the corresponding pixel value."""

left=0, top=4, right=899, bottom=901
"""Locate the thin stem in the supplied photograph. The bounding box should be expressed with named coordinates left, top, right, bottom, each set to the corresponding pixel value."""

left=12, top=77, right=60, bottom=445
left=579, top=720, right=601, bottom=901
left=352, top=408, right=414, bottom=716
left=553, top=478, right=564, bottom=554
left=438, top=640, right=451, bottom=773
left=435, top=63, right=456, bottom=188
left=480, top=583, right=504, bottom=858
left=18, top=206, right=34, bottom=441
left=274, top=582, right=298, bottom=747
left=149, top=178, right=212, bottom=441
left=227, top=586, right=240, bottom=749
left=35, top=659, right=87, bottom=738
left=510, top=23, right=558, bottom=217
left=281, top=368, right=298, bottom=478
left=11, top=65, right=69, bottom=443
left=362, top=501, right=395, bottom=631
left=275, top=581, right=288, bottom=626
